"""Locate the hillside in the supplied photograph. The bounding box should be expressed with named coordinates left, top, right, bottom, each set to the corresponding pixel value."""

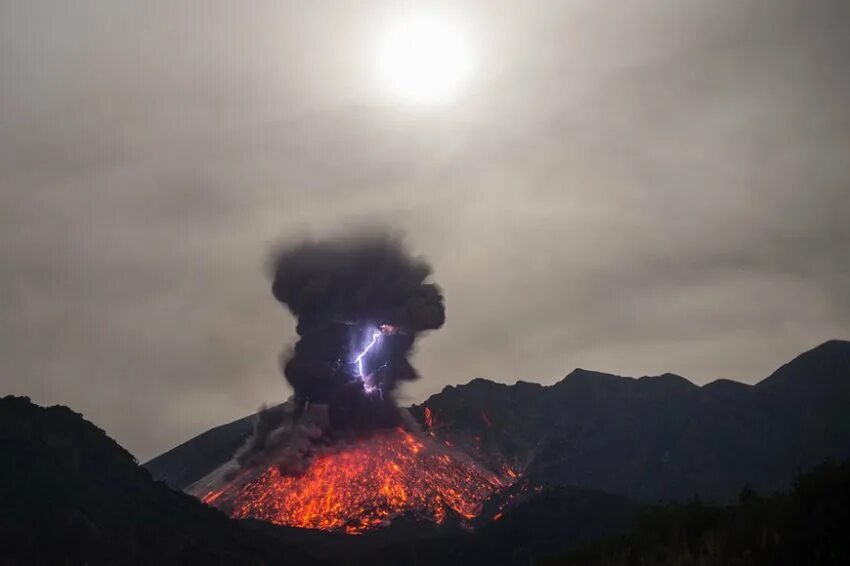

left=229, top=482, right=641, bottom=565
left=0, top=395, right=319, bottom=566
left=5, top=335, right=850, bottom=566
left=547, top=459, right=850, bottom=566
left=145, top=409, right=258, bottom=491
left=0, top=394, right=647, bottom=565
left=413, top=340, right=850, bottom=501
left=147, top=340, right=850, bottom=502
left=4, top=389, right=846, bottom=566
left=339, top=485, right=641, bottom=565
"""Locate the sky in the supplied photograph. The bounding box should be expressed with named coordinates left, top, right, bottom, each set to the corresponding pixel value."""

left=1, top=0, right=848, bottom=462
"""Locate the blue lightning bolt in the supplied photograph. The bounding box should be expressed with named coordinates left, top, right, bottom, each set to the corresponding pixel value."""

left=352, top=325, right=399, bottom=395
left=354, top=328, right=382, bottom=383
left=354, top=328, right=384, bottom=394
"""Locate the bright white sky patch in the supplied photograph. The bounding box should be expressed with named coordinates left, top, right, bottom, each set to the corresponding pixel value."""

left=375, top=9, right=475, bottom=105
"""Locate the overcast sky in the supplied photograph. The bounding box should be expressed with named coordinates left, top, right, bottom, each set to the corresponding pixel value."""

left=2, top=0, right=848, bottom=461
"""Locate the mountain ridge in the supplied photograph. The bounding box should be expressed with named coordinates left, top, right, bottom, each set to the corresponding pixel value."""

left=146, top=340, right=850, bottom=502
left=438, top=338, right=850, bottom=396
left=0, top=394, right=651, bottom=565
left=0, top=395, right=320, bottom=565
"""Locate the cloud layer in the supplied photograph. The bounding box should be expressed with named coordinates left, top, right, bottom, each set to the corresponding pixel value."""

left=1, top=0, right=848, bottom=460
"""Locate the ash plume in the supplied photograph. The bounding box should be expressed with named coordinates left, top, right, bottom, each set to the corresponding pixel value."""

left=270, top=233, right=445, bottom=432
left=234, top=403, right=330, bottom=477
left=202, top=233, right=447, bottom=481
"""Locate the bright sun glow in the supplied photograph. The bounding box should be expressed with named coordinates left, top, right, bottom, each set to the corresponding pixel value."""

left=376, top=10, right=474, bottom=105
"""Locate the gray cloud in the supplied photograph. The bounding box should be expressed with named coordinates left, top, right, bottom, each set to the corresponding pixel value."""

left=1, top=0, right=848, bottom=460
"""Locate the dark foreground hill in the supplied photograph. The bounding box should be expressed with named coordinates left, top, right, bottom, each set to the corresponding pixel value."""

left=330, top=461, right=850, bottom=565
left=3, top=382, right=849, bottom=565
left=0, top=395, right=319, bottom=566
left=0, top=395, right=645, bottom=565
left=147, top=340, right=850, bottom=502
left=251, top=481, right=640, bottom=566
left=547, top=459, right=850, bottom=566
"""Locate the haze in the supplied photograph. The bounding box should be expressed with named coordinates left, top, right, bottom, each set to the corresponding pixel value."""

left=1, top=0, right=848, bottom=461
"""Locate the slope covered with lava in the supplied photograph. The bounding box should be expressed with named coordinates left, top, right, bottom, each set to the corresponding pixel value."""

left=194, top=427, right=517, bottom=533
left=147, top=340, right=850, bottom=505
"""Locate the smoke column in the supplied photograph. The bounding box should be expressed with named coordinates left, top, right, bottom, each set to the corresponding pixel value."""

left=191, top=235, right=516, bottom=519
left=270, top=233, right=445, bottom=433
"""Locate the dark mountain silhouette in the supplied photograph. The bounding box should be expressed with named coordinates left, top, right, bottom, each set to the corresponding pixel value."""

left=209, top=480, right=639, bottom=566
left=145, top=410, right=257, bottom=491
left=146, top=340, right=850, bottom=502
left=5, top=340, right=850, bottom=565
left=287, top=461, right=850, bottom=565
left=292, top=484, right=641, bottom=565
left=548, top=459, right=850, bottom=566
left=0, top=395, right=644, bottom=565
left=3, top=391, right=847, bottom=565
left=0, top=395, right=319, bottom=566
left=416, top=340, right=850, bottom=501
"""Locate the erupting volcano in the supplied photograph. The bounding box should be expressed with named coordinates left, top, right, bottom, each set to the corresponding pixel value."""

left=191, top=234, right=517, bottom=533
left=200, top=428, right=514, bottom=534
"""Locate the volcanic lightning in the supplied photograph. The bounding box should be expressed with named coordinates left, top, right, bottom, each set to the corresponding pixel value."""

left=190, top=233, right=519, bottom=534
left=268, top=234, right=445, bottom=432
left=355, top=329, right=382, bottom=381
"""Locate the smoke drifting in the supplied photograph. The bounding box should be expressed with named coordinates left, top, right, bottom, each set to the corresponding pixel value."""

left=203, top=233, right=447, bottom=480
left=189, top=234, right=517, bottom=520
left=271, top=233, right=445, bottom=432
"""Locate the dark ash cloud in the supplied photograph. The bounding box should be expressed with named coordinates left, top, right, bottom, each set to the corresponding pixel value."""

left=271, top=233, right=444, bottom=431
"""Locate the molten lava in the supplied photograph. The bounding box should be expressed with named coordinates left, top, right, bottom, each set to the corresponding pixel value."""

left=201, top=428, right=514, bottom=534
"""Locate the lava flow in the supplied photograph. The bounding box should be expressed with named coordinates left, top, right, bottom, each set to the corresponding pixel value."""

left=197, top=236, right=514, bottom=534
left=201, top=428, right=514, bottom=534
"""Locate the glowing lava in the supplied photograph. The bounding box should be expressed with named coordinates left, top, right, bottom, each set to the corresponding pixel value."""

left=201, top=428, right=514, bottom=534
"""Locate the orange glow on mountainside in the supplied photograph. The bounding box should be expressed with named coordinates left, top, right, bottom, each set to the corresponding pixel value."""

left=200, top=428, right=515, bottom=534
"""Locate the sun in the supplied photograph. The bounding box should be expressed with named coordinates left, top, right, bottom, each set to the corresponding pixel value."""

left=375, top=10, right=475, bottom=105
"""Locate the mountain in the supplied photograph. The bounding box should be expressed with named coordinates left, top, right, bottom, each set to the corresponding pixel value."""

left=332, top=461, right=850, bottom=565
left=317, top=485, right=641, bottom=565
left=7, top=340, right=850, bottom=565
left=0, top=394, right=645, bottom=565
left=145, top=410, right=257, bottom=491
left=0, top=395, right=319, bottom=566
left=146, top=340, right=850, bottom=502
left=231, top=481, right=640, bottom=565
left=4, top=391, right=845, bottom=565
left=547, top=459, right=850, bottom=566
left=416, top=340, right=850, bottom=501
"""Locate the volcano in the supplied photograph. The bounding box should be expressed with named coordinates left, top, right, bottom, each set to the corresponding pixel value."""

left=193, top=427, right=516, bottom=534
left=181, top=235, right=520, bottom=534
